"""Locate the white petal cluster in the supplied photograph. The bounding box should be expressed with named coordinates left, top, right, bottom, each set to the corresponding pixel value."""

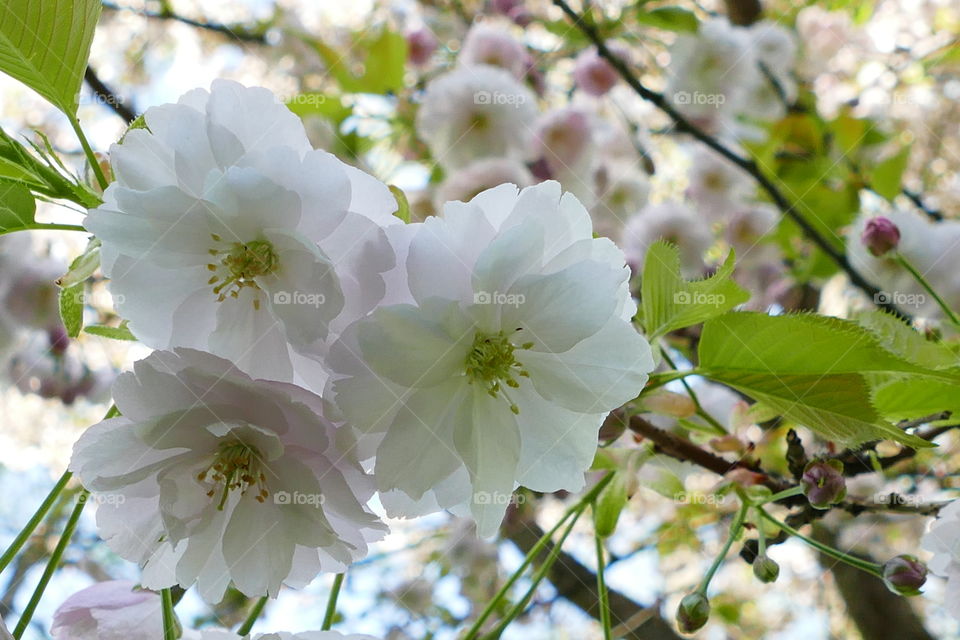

left=87, top=80, right=398, bottom=385
left=415, top=65, right=537, bottom=171
left=51, top=581, right=162, bottom=640
left=922, top=500, right=960, bottom=618
left=70, top=349, right=386, bottom=601
left=328, top=181, right=654, bottom=536
left=458, top=22, right=529, bottom=80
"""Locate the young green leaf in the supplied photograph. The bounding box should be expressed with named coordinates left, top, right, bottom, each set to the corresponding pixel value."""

left=84, top=322, right=136, bottom=341
left=636, top=7, right=700, bottom=33
left=640, top=241, right=750, bottom=339
left=59, top=283, right=84, bottom=338
left=0, top=181, right=36, bottom=231
left=870, top=145, right=911, bottom=201
left=0, top=0, right=102, bottom=115
left=594, top=472, right=629, bottom=538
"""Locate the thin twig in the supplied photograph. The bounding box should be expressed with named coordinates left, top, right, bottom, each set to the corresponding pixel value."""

left=84, top=66, right=137, bottom=124
left=101, top=1, right=269, bottom=43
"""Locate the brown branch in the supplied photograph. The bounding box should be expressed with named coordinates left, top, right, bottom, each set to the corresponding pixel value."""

left=551, top=0, right=911, bottom=321
left=84, top=66, right=137, bottom=124
left=101, top=2, right=269, bottom=43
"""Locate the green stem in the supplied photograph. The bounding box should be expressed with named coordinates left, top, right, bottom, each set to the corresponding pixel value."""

left=0, top=470, right=72, bottom=573
left=0, top=224, right=87, bottom=237
left=13, top=489, right=88, bottom=639
left=161, top=588, right=177, bottom=640
left=595, top=534, right=612, bottom=640
left=895, top=253, right=960, bottom=326
left=68, top=114, right=108, bottom=191
left=236, top=596, right=268, bottom=635
left=755, top=507, right=882, bottom=577
left=321, top=573, right=345, bottom=631
left=760, top=486, right=804, bottom=505
left=462, top=473, right=614, bottom=640
left=482, top=507, right=586, bottom=640
left=659, top=347, right=727, bottom=435
left=697, top=500, right=749, bottom=594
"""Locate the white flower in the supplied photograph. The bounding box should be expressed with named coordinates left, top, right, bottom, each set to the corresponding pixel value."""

left=530, top=107, right=595, bottom=189
left=619, top=202, right=714, bottom=277
left=748, top=21, right=797, bottom=76
left=434, top=158, right=533, bottom=211
left=458, top=22, right=528, bottom=79
left=86, top=80, right=398, bottom=384
left=329, top=181, right=654, bottom=536
left=922, top=500, right=960, bottom=618
left=847, top=208, right=960, bottom=319
left=51, top=581, right=162, bottom=640
left=415, top=65, right=537, bottom=171
left=591, top=162, right=651, bottom=237
left=70, top=348, right=387, bottom=602
left=686, top=149, right=754, bottom=216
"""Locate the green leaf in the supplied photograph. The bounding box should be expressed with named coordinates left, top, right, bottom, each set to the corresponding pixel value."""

left=640, top=241, right=750, bottom=339
left=594, top=472, right=629, bottom=538
left=0, top=181, right=36, bottom=231
left=59, top=283, right=83, bottom=338
left=84, top=322, right=136, bottom=341
left=389, top=185, right=410, bottom=223
left=636, top=7, right=700, bottom=32
left=698, top=312, right=933, bottom=447
left=57, top=237, right=100, bottom=289
left=306, top=28, right=407, bottom=95
left=870, top=145, right=911, bottom=201
left=855, top=310, right=960, bottom=369
left=871, top=376, right=960, bottom=421
left=0, top=0, right=102, bottom=115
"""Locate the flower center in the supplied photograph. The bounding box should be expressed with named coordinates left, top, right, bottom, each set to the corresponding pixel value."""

left=464, top=330, right=533, bottom=414
left=206, top=234, right=278, bottom=308
left=197, top=441, right=268, bottom=510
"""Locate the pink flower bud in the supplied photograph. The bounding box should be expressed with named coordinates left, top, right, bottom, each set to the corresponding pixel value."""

left=573, top=48, right=619, bottom=96
left=882, top=555, right=927, bottom=596
left=407, top=28, right=438, bottom=67
left=801, top=459, right=846, bottom=509
left=861, top=216, right=901, bottom=257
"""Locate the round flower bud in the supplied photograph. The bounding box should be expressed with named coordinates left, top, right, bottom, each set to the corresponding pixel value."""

left=861, top=216, right=901, bottom=257
left=882, top=554, right=927, bottom=596
left=573, top=48, right=619, bottom=96
left=753, top=553, right=780, bottom=583
left=800, top=459, right=847, bottom=509
left=407, top=28, right=438, bottom=67
left=676, top=592, right=710, bottom=634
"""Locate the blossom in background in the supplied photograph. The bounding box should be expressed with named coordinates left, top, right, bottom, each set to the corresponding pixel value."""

left=847, top=208, right=960, bottom=319
left=458, top=22, right=529, bottom=80
left=922, top=499, right=960, bottom=617
left=619, top=201, right=714, bottom=277
left=329, top=181, right=654, bottom=535
left=406, top=27, right=438, bottom=66
left=530, top=107, right=595, bottom=195
left=590, top=162, right=651, bottom=237
left=415, top=65, right=536, bottom=170
left=686, top=148, right=754, bottom=216
left=198, top=632, right=378, bottom=640
left=573, top=47, right=621, bottom=97
left=434, top=157, right=533, bottom=210
left=86, top=80, right=397, bottom=385
left=51, top=581, right=162, bottom=640
left=70, top=349, right=386, bottom=602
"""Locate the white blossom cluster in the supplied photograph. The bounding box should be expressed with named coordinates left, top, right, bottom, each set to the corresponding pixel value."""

left=60, top=79, right=654, bottom=635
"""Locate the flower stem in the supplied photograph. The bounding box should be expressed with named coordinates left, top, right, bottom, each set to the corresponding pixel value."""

left=0, top=470, right=72, bottom=573
left=67, top=114, right=108, bottom=191
left=236, top=596, right=268, bottom=635
left=13, top=489, right=88, bottom=639
left=595, top=534, right=612, bottom=640
left=161, top=588, right=177, bottom=640
left=697, top=500, right=749, bottom=594
left=321, top=573, right=345, bottom=630
left=895, top=253, right=960, bottom=326
left=755, top=506, right=883, bottom=577
left=759, top=486, right=804, bottom=505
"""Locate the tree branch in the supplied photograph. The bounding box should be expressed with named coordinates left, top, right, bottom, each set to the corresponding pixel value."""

left=552, top=0, right=910, bottom=320
left=84, top=66, right=137, bottom=124
left=101, top=1, right=269, bottom=43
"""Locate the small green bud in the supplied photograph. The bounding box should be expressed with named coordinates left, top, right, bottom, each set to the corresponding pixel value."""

left=882, top=554, right=927, bottom=596
left=676, top=592, right=710, bottom=634
left=753, top=553, right=780, bottom=583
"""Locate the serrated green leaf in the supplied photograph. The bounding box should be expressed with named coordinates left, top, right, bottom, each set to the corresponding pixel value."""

left=84, top=322, right=135, bottom=341
left=57, top=237, right=100, bottom=289
left=0, top=181, right=35, bottom=231
left=855, top=310, right=960, bottom=369
left=871, top=376, right=960, bottom=421
left=698, top=312, right=933, bottom=447
left=870, top=145, right=911, bottom=201
left=389, top=185, right=410, bottom=223
left=636, top=7, right=700, bottom=32
left=59, top=283, right=83, bottom=338
left=640, top=241, right=750, bottom=338
left=0, top=0, right=102, bottom=115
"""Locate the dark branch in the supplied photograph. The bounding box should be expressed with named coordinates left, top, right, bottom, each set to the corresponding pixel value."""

left=84, top=66, right=137, bottom=124
left=101, top=2, right=269, bottom=43
left=551, top=0, right=911, bottom=320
